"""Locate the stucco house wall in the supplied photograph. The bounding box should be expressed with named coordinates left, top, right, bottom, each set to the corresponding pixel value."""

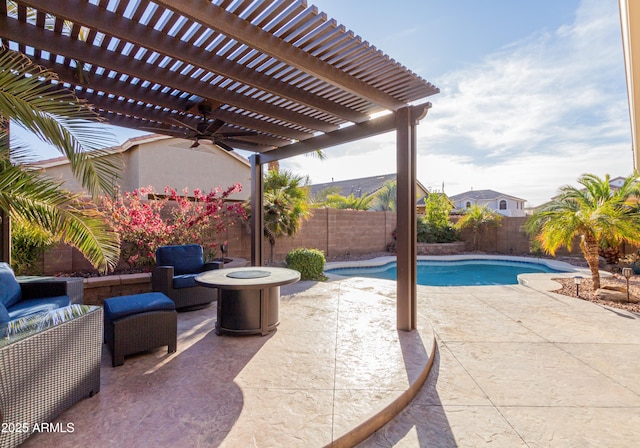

left=35, top=135, right=251, bottom=200
left=450, top=189, right=527, bottom=217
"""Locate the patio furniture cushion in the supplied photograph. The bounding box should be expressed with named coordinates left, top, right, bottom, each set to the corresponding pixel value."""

left=0, top=303, right=9, bottom=324
left=104, top=292, right=176, bottom=322
left=172, top=274, right=198, bottom=289
left=0, top=262, right=22, bottom=308
left=156, top=244, right=204, bottom=275
left=7, top=295, right=71, bottom=321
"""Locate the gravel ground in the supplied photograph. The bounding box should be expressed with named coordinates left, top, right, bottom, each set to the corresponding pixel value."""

left=551, top=274, right=640, bottom=313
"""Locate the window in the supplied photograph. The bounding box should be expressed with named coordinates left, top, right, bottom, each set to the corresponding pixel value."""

left=465, top=201, right=471, bottom=208
left=499, top=200, right=507, bottom=210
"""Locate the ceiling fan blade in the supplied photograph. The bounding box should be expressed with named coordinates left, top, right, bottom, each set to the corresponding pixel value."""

left=215, top=140, right=235, bottom=152
left=224, top=137, right=259, bottom=146
left=168, top=117, right=199, bottom=133
left=140, top=126, right=188, bottom=137
left=205, top=119, right=226, bottom=134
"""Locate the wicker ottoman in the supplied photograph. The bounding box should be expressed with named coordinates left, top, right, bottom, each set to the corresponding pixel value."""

left=104, top=292, right=177, bottom=367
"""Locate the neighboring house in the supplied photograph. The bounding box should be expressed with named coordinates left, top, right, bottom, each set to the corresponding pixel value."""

left=309, top=173, right=432, bottom=211
left=33, top=134, right=251, bottom=201
left=449, top=189, right=527, bottom=217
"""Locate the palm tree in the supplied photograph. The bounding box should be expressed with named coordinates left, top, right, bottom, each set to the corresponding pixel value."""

left=260, top=169, right=311, bottom=263
left=456, top=204, right=502, bottom=251
left=0, top=48, right=121, bottom=272
left=371, top=180, right=397, bottom=211
left=525, top=173, right=640, bottom=289
left=323, top=193, right=374, bottom=210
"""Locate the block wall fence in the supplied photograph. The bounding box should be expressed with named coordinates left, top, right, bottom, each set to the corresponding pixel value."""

left=42, top=212, right=550, bottom=275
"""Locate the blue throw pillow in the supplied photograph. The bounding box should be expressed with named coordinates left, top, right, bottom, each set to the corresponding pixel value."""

left=0, top=263, right=21, bottom=308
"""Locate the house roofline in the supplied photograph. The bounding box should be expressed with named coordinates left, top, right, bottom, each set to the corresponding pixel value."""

left=32, top=134, right=251, bottom=169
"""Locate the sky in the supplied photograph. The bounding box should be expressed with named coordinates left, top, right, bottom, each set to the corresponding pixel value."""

left=281, top=0, right=634, bottom=206
left=16, top=0, right=633, bottom=207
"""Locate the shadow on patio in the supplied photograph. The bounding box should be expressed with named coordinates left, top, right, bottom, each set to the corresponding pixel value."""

left=20, top=278, right=436, bottom=448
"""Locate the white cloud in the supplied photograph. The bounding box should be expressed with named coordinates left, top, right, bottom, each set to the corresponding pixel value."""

left=283, top=0, right=632, bottom=207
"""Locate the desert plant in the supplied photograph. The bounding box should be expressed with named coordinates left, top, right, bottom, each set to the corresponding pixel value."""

left=245, top=169, right=311, bottom=263
left=371, top=180, right=397, bottom=211
left=456, top=204, right=502, bottom=251
left=285, top=248, right=326, bottom=280
left=525, top=173, right=640, bottom=289
left=0, top=48, right=121, bottom=272
left=323, top=192, right=374, bottom=210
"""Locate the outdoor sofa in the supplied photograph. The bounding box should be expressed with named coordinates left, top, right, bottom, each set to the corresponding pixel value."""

left=0, top=262, right=81, bottom=325
left=0, top=305, right=102, bottom=448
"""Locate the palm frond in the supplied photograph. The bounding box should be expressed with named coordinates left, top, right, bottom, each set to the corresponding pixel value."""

left=0, top=164, right=119, bottom=272
left=0, top=47, right=120, bottom=197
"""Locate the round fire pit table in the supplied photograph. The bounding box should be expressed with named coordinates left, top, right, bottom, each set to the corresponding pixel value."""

left=196, top=267, right=300, bottom=336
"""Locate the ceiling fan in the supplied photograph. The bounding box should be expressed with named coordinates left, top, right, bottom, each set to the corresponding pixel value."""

left=169, top=102, right=259, bottom=151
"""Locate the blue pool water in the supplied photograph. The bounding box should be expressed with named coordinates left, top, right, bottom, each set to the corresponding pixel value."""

left=325, top=259, right=565, bottom=286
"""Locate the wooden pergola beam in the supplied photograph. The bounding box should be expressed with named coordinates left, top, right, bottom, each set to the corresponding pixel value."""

left=0, top=17, right=338, bottom=133
left=258, top=103, right=431, bottom=162
left=19, top=0, right=369, bottom=125
left=155, top=0, right=408, bottom=111
left=35, top=60, right=315, bottom=142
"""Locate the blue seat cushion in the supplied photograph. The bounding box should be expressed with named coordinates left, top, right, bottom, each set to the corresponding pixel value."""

left=104, top=292, right=175, bottom=321
left=173, top=274, right=198, bottom=289
left=156, top=244, right=204, bottom=275
left=0, top=303, right=10, bottom=324
left=0, top=263, right=22, bottom=308
left=7, top=295, right=71, bottom=320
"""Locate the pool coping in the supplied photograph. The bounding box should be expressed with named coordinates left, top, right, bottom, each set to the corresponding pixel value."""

left=324, top=254, right=600, bottom=288
left=325, top=254, right=584, bottom=273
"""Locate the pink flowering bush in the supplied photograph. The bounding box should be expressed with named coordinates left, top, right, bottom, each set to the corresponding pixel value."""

left=101, top=184, right=246, bottom=268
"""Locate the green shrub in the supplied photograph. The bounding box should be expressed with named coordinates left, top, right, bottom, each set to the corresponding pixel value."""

left=285, top=248, right=327, bottom=281
left=11, top=219, right=58, bottom=275
left=417, top=219, right=459, bottom=243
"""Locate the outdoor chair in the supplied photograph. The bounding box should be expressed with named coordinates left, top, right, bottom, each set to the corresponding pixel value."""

left=151, top=244, right=223, bottom=310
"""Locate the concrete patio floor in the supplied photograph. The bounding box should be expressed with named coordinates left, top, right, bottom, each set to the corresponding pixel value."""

left=19, top=274, right=640, bottom=447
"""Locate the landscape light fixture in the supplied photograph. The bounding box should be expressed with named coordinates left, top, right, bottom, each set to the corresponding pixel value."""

left=622, top=267, right=633, bottom=303
left=573, top=276, right=583, bottom=297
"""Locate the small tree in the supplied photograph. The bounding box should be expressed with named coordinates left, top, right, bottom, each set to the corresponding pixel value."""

left=310, top=186, right=341, bottom=207
left=525, top=173, right=640, bottom=289
left=246, top=169, right=311, bottom=264
left=418, top=191, right=459, bottom=243
left=456, top=204, right=502, bottom=251
left=371, top=180, right=397, bottom=211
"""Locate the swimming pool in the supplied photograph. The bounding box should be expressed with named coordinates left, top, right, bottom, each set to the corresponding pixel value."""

left=325, top=256, right=574, bottom=286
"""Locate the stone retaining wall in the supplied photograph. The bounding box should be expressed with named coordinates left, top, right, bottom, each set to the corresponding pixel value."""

left=83, top=273, right=152, bottom=306
left=417, top=242, right=466, bottom=255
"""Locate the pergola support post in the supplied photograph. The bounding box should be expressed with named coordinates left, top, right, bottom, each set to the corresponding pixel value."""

left=1, top=117, right=9, bottom=263
left=395, top=104, right=430, bottom=331
left=395, top=106, right=417, bottom=331
left=250, top=154, right=264, bottom=267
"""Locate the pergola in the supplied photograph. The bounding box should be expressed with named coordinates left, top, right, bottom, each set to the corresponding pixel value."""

left=619, top=0, right=640, bottom=170
left=1, top=0, right=439, bottom=330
